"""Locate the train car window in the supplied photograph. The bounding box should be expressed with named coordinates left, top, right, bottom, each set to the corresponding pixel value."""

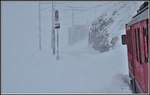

left=133, top=30, right=136, bottom=60
left=137, top=28, right=142, bottom=64
left=135, top=29, right=139, bottom=61
left=129, top=30, right=133, bottom=54
left=129, top=31, right=131, bottom=53
left=147, top=21, right=148, bottom=56
left=141, top=27, right=145, bottom=63
left=127, top=31, right=129, bottom=52
left=131, top=31, right=133, bottom=53
left=143, top=27, right=148, bottom=63
left=134, top=31, right=137, bottom=59
left=146, top=25, right=149, bottom=63
left=146, top=20, right=149, bottom=63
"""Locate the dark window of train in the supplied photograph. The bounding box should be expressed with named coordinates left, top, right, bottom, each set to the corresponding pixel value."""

left=141, top=27, right=145, bottom=63
left=129, top=31, right=130, bottom=53
left=127, top=30, right=130, bottom=53
left=144, top=27, right=148, bottom=63
left=147, top=21, right=149, bottom=56
left=134, top=30, right=137, bottom=60
left=137, top=28, right=142, bottom=64
left=135, top=29, right=139, bottom=61
left=146, top=26, right=148, bottom=63
left=129, top=31, right=132, bottom=54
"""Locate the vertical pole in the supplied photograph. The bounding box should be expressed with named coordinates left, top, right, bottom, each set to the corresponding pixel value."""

left=39, top=1, right=42, bottom=50
left=51, top=1, right=53, bottom=50
left=56, top=29, right=59, bottom=60
left=51, top=1, right=55, bottom=55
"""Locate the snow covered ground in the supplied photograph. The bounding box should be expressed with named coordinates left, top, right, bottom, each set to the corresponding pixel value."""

left=1, top=1, right=143, bottom=93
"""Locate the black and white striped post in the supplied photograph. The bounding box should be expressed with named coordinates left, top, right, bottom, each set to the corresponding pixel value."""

left=54, top=10, right=60, bottom=60
left=51, top=1, right=56, bottom=55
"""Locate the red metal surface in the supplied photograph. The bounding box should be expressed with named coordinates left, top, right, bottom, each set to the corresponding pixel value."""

left=125, top=19, right=148, bottom=93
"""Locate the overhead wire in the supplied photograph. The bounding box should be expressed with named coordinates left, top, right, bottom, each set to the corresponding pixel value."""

left=39, top=2, right=104, bottom=12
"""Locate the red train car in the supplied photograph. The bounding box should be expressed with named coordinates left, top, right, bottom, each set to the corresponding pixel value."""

left=122, top=2, right=149, bottom=93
